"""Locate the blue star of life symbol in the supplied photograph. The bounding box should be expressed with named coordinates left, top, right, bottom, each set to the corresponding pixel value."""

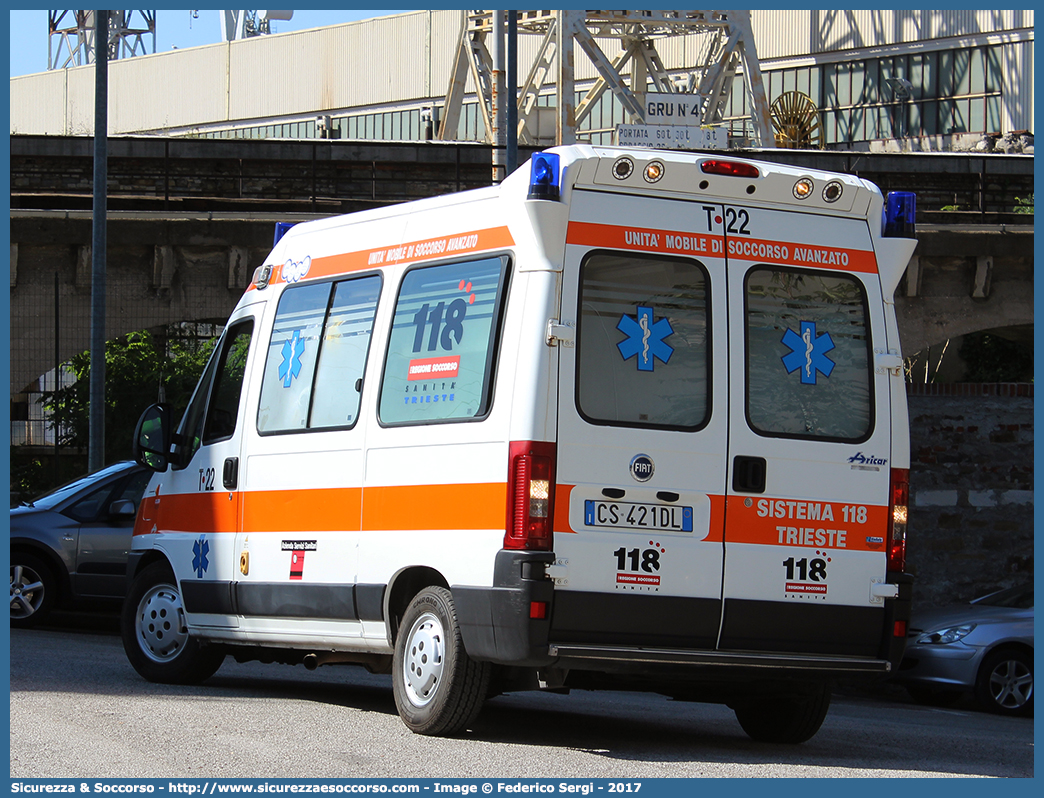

left=781, top=321, right=836, bottom=385
left=617, top=306, right=674, bottom=372
left=192, top=535, right=210, bottom=579
left=279, top=330, right=306, bottom=388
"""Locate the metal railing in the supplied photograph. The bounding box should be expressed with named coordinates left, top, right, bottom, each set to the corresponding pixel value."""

left=9, top=135, right=1033, bottom=221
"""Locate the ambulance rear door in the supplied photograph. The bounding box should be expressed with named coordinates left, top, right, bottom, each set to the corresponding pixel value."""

left=550, top=188, right=729, bottom=649
left=720, top=204, right=893, bottom=658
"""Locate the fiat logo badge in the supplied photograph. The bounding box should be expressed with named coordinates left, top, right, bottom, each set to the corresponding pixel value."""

left=630, top=454, right=654, bottom=482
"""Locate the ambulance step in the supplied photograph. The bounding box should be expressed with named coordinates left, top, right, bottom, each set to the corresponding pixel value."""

left=547, top=644, right=891, bottom=673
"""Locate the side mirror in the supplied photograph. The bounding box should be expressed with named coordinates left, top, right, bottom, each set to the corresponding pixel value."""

left=133, top=403, right=172, bottom=472
left=109, top=499, right=137, bottom=518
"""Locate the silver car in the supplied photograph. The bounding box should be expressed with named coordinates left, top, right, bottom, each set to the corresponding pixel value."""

left=895, top=584, right=1033, bottom=716
left=10, top=461, right=152, bottom=627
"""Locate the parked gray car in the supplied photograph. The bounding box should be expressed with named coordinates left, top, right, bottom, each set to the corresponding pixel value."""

left=895, top=583, right=1033, bottom=716
left=10, top=461, right=152, bottom=627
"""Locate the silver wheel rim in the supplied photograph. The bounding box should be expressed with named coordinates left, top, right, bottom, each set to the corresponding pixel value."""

left=401, top=610, right=446, bottom=708
left=10, top=564, right=46, bottom=620
left=988, top=658, right=1033, bottom=710
left=135, top=583, right=189, bottom=663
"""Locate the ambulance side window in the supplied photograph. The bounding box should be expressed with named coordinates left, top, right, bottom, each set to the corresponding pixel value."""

left=577, top=251, right=709, bottom=430
left=257, top=274, right=381, bottom=434
left=258, top=282, right=330, bottom=433
left=174, top=319, right=255, bottom=467
left=745, top=267, right=872, bottom=441
left=378, top=256, right=508, bottom=425
left=310, top=276, right=382, bottom=428
left=202, top=324, right=254, bottom=444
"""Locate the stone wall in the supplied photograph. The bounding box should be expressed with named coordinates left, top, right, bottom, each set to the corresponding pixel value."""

left=906, top=384, right=1033, bottom=610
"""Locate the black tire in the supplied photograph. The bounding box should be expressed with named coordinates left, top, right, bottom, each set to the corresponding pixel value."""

left=121, top=560, right=224, bottom=685
left=974, top=648, right=1033, bottom=717
left=905, top=684, right=962, bottom=707
left=734, top=682, right=832, bottom=744
left=392, top=586, right=491, bottom=736
left=10, top=551, right=57, bottom=628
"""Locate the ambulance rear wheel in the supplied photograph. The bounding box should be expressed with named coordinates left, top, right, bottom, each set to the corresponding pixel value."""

left=392, top=586, right=491, bottom=736
left=733, top=681, right=831, bottom=744
left=121, top=561, right=224, bottom=685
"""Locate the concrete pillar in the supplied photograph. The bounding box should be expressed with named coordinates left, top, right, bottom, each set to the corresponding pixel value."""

left=228, top=246, right=250, bottom=289
left=76, top=245, right=92, bottom=288
left=972, top=255, right=993, bottom=299
left=905, top=255, right=921, bottom=297
left=152, top=244, right=175, bottom=290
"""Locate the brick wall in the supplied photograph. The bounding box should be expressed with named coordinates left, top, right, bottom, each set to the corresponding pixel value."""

left=906, top=384, right=1033, bottom=609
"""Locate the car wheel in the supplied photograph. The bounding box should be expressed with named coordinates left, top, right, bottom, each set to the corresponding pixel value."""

left=121, top=560, right=224, bottom=685
left=905, top=684, right=962, bottom=707
left=10, top=552, right=56, bottom=628
left=733, top=681, right=832, bottom=744
left=392, top=586, right=491, bottom=736
left=974, top=648, right=1033, bottom=717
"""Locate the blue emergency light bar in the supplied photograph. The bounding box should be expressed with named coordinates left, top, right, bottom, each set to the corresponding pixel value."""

left=883, top=191, right=916, bottom=238
left=527, top=152, right=561, bottom=201
left=273, top=221, right=296, bottom=246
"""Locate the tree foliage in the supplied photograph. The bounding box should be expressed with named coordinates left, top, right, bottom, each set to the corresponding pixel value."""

left=42, top=329, right=217, bottom=466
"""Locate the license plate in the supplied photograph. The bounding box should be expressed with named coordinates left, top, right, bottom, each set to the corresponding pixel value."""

left=584, top=500, right=693, bottom=532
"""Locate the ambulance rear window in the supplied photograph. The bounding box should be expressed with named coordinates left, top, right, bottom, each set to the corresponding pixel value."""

left=378, top=256, right=509, bottom=425
left=745, top=267, right=872, bottom=441
left=577, top=251, right=710, bottom=430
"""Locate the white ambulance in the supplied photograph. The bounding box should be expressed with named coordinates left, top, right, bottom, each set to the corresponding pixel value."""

left=126, top=145, right=917, bottom=744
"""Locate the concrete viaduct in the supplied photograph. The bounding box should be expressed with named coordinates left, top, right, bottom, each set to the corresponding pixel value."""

left=9, top=135, right=1034, bottom=399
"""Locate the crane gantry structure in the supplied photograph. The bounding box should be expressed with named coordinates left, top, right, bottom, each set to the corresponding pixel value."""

left=47, top=10, right=156, bottom=70
left=438, top=10, right=775, bottom=152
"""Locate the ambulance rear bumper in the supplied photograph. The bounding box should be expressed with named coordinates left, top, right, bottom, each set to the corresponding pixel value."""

left=453, top=550, right=557, bottom=667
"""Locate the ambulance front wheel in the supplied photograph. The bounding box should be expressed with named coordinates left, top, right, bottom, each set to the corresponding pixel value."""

left=733, top=681, right=832, bottom=744
left=392, top=586, right=491, bottom=736
left=121, top=560, right=224, bottom=685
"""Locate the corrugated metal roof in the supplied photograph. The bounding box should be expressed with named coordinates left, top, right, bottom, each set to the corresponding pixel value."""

left=10, top=71, right=68, bottom=135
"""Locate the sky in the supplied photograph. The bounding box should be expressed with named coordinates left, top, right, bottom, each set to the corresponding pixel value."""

left=8, top=9, right=412, bottom=77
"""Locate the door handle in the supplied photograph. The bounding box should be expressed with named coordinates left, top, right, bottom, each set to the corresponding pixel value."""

left=223, top=457, right=239, bottom=490
left=732, top=455, right=766, bottom=494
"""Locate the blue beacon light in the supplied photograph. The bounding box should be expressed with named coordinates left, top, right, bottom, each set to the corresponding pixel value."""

left=883, top=191, right=916, bottom=238
left=273, top=221, right=296, bottom=246
left=527, top=152, right=561, bottom=201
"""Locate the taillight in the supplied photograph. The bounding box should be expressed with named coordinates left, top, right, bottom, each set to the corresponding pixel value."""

left=700, top=159, right=760, bottom=178
left=505, top=440, right=556, bottom=551
left=888, top=468, right=909, bottom=572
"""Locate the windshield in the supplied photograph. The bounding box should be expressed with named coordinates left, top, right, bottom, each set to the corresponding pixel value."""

left=23, top=463, right=133, bottom=510
left=971, top=584, right=1033, bottom=609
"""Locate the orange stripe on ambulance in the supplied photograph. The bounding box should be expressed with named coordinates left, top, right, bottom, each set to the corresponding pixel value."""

left=727, top=238, right=790, bottom=260
left=756, top=498, right=836, bottom=521
left=792, top=245, right=851, bottom=267
left=777, top=526, right=848, bottom=548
